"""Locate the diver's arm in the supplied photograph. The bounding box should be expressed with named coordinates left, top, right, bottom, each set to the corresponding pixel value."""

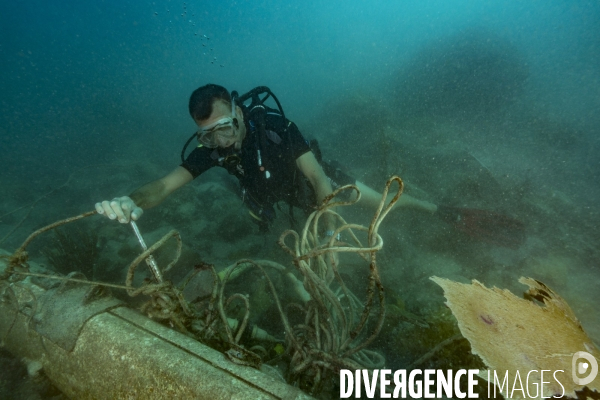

left=296, top=151, right=336, bottom=232
left=297, top=151, right=339, bottom=282
left=130, top=167, right=193, bottom=209
left=95, top=166, right=193, bottom=223
left=354, top=181, right=437, bottom=213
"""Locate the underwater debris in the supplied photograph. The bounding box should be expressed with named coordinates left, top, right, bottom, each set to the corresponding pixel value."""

left=0, top=177, right=404, bottom=398
left=274, top=177, right=403, bottom=394
left=431, top=276, right=600, bottom=399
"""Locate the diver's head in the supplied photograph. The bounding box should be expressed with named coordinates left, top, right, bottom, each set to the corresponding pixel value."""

left=189, top=84, right=246, bottom=149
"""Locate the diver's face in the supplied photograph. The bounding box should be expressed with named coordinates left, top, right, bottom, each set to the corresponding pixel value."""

left=195, top=100, right=245, bottom=149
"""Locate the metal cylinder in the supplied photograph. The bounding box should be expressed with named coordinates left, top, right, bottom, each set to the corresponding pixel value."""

left=0, top=255, right=311, bottom=400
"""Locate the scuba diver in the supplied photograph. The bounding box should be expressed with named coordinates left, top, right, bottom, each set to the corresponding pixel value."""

left=94, top=84, right=437, bottom=241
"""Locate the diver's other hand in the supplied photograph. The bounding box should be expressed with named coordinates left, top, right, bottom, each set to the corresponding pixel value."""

left=95, top=196, right=143, bottom=223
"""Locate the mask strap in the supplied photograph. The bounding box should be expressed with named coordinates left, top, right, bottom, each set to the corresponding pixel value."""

left=231, top=91, right=238, bottom=117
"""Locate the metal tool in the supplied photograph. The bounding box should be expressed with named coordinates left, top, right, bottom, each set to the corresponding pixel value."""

left=130, top=221, right=163, bottom=283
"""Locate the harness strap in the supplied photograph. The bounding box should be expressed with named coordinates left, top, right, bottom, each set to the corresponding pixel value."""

left=249, top=104, right=271, bottom=179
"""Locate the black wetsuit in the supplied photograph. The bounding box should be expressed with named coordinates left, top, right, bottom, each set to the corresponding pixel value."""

left=181, top=108, right=353, bottom=230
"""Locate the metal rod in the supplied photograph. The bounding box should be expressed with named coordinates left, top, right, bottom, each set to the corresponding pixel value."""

left=130, top=221, right=164, bottom=283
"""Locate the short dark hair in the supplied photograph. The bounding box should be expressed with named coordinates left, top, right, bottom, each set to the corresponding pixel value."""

left=188, top=84, right=231, bottom=121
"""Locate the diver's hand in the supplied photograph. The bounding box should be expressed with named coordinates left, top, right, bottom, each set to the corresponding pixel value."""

left=95, top=196, right=143, bottom=223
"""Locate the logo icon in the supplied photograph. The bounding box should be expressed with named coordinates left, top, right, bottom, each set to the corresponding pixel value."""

left=572, top=351, right=598, bottom=386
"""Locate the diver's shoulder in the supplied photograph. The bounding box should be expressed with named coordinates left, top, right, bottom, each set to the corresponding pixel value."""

left=264, top=110, right=295, bottom=132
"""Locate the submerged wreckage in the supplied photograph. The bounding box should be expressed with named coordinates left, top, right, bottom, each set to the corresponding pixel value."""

left=0, top=253, right=308, bottom=399
left=431, top=276, right=600, bottom=399
left=0, top=176, right=598, bottom=399
left=0, top=178, right=401, bottom=399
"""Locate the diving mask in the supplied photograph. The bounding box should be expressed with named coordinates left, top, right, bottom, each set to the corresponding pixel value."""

left=197, top=116, right=239, bottom=148
left=197, top=98, right=241, bottom=148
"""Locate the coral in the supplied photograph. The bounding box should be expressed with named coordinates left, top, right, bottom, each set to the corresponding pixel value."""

left=432, top=276, right=600, bottom=399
